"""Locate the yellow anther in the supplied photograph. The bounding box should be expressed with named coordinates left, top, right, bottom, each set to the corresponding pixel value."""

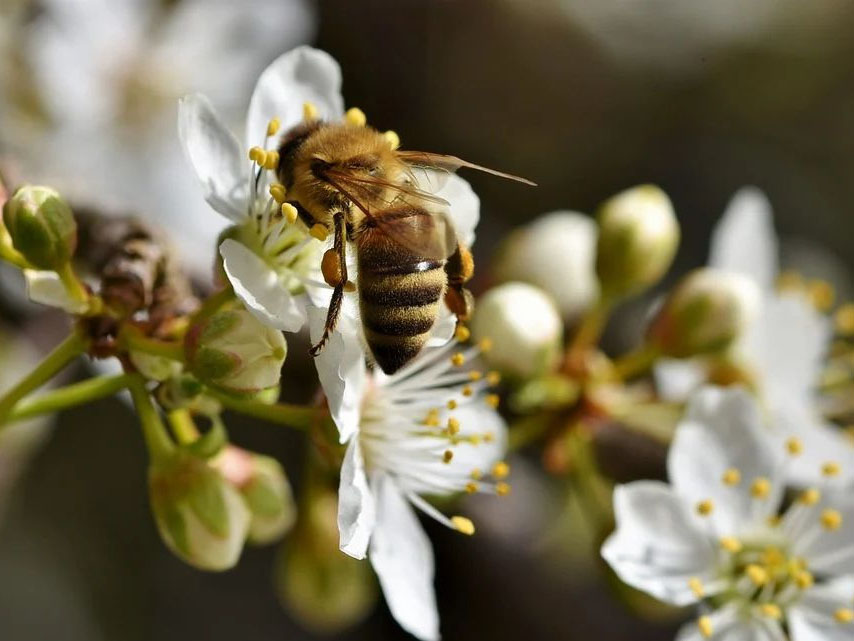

left=383, top=130, right=400, bottom=150
left=496, top=482, right=511, bottom=496
left=696, top=500, right=714, bottom=516
left=447, top=399, right=458, bottom=410
left=794, top=570, right=814, bottom=589
left=720, top=537, right=742, bottom=553
left=470, top=468, right=483, bottom=480
left=478, top=337, right=494, bottom=352
left=447, top=417, right=460, bottom=435
left=808, top=279, right=835, bottom=311
left=309, top=224, right=329, bottom=241
left=835, top=303, right=854, bottom=335
left=483, top=431, right=494, bottom=443
left=269, top=183, right=287, bottom=203
left=800, top=488, right=821, bottom=506
left=345, top=107, right=367, bottom=127
left=821, top=509, right=843, bottom=531
left=485, top=394, right=500, bottom=408
left=486, top=371, right=501, bottom=385
left=303, top=101, right=318, bottom=121
left=759, top=603, right=782, bottom=620
left=697, top=616, right=713, bottom=639
left=688, top=577, right=704, bottom=598
left=281, top=202, right=298, bottom=224
left=455, top=325, right=471, bottom=342
left=835, top=608, right=854, bottom=624
left=468, top=370, right=483, bottom=381
left=822, top=461, right=841, bottom=477
left=722, top=468, right=742, bottom=486
left=465, top=482, right=478, bottom=494
left=777, top=270, right=804, bottom=293
left=451, top=516, right=475, bottom=535
left=262, top=150, right=279, bottom=170
left=786, top=437, right=804, bottom=456
left=443, top=450, right=454, bottom=464
left=492, top=461, right=510, bottom=479
left=451, top=352, right=465, bottom=367
left=462, top=385, right=473, bottom=397
left=266, top=117, right=281, bottom=137
left=469, top=434, right=482, bottom=445
left=248, top=146, right=267, bottom=164
left=746, top=564, right=769, bottom=586
left=762, top=546, right=785, bottom=567
left=751, top=477, right=771, bottom=499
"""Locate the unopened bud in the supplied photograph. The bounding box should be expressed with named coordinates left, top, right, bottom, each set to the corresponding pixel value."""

left=471, top=282, right=564, bottom=379
left=647, top=268, right=760, bottom=358
left=2, top=186, right=77, bottom=270
left=215, top=446, right=296, bottom=545
left=494, top=211, right=599, bottom=319
left=148, top=452, right=250, bottom=571
left=185, top=309, right=287, bottom=395
left=596, top=185, right=679, bottom=299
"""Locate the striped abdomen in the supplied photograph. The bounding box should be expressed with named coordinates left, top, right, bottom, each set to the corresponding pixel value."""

left=357, top=213, right=447, bottom=374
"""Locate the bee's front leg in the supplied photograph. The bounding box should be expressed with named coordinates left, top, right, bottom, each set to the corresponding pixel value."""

left=310, top=212, right=348, bottom=356
left=444, top=241, right=475, bottom=322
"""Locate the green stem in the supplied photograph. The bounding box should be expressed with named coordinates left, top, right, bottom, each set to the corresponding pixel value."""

left=192, top=286, right=235, bottom=325
left=612, top=344, right=660, bottom=381
left=0, top=332, right=87, bottom=423
left=123, top=329, right=185, bottom=362
left=0, top=237, right=31, bottom=269
left=567, top=298, right=613, bottom=356
left=207, top=389, right=320, bottom=431
left=56, top=262, right=90, bottom=305
left=168, top=408, right=200, bottom=445
left=6, top=374, right=131, bottom=423
left=127, top=375, right=175, bottom=460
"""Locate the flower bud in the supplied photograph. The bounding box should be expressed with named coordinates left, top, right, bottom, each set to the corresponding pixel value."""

left=275, top=488, right=376, bottom=633
left=596, top=185, right=679, bottom=299
left=646, top=268, right=760, bottom=358
left=148, top=452, right=250, bottom=571
left=185, top=308, right=286, bottom=395
left=2, top=186, right=77, bottom=270
left=215, top=446, right=296, bottom=545
left=493, top=211, right=599, bottom=319
left=471, top=282, right=564, bottom=379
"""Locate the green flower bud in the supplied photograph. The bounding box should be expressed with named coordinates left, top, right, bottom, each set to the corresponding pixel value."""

left=148, top=452, right=250, bottom=571
left=215, top=446, right=296, bottom=545
left=471, top=282, right=564, bottom=380
left=596, top=185, right=679, bottom=299
left=185, top=309, right=286, bottom=395
left=276, top=488, right=376, bottom=633
left=2, top=185, right=77, bottom=270
left=646, top=268, right=760, bottom=358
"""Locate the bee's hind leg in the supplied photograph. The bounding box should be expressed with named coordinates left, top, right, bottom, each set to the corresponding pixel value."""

left=444, top=242, right=475, bottom=321
left=309, top=212, right=348, bottom=356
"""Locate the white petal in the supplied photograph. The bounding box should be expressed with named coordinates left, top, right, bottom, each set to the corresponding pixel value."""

left=788, top=577, right=854, bottom=641
left=601, top=481, right=716, bottom=606
left=653, top=358, right=707, bottom=403
left=771, top=410, right=854, bottom=488
left=794, top=494, right=854, bottom=575
left=245, top=46, right=345, bottom=148
left=435, top=174, right=480, bottom=247
left=178, top=94, right=247, bottom=221
left=668, top=387, right=784, bottom=535
left=220, top=240, right=307, bottom=332
left=338, top=439, right=375, bottom=560
left=307, top=306, right=366, bottom=443
left=369, top=475, right=440, bottom=641
left=709, top=187, right=779, bottom=290
left=426, top=305, right=456, bottom=347
left=24, top=271, right=88, bottom=314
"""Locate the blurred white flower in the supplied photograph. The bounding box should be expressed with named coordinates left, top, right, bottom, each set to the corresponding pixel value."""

left=603, top=387, right=854, bottom=641
left=9, top=0, right=315, bottom=276
left=655, top=188, right=854, bottom=486
left=493, top=211, right=598, bottom=320
left=318, top=316, right=508, bottom=641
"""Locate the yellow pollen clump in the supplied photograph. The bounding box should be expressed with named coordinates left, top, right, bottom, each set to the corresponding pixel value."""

left=443, top=450, right=454, bottom=464
left=266, top=117, right=281, bottom=137
left=455, top=325, right=471, bottom=342
left=465, top=482, right=478, bottom=494
left=808, top=279, right=835, bottom=311
left=447, top=399, right=458, bottom=410
left=303, top=101, right=318, bottom=121
left=451, top=352, right=465, bottom=367
left=786, top=437, right=804, bottom=456
left=262, top=150, right=279, bottom=170
left=751, top=477, right=771, bottom=499
left=821, top=509, right=843, bottom=531
left=470, top=468, right=483, bottom=480
left=345, top=107, right=367, bottom=127
left=248, top=146, right=267, bottom=165
left=835, top=303, right=854, bottom=335
left=486, top=371, right=501, bottom=385
left=759, top=604, right=782, bottom=620
left=822, top=461, right=841, bottom=477
left=800, top=488, right=821, bottom=506
left=468, top=370, right=483, bottom=381
left=447, top=417, right=461, bottom=435
left=762, top=547, right=785, bottom=568
left=309, top=224, right=329, bottom=241
left=720, top=537, right=742, bottom=553
left=746, top=564, right=768, bottom=586
left=462, top=385, right=473, bottom=397
left=795, top=570, right=814, bottom=589
left=383, top=130, right=400, bottom=150
left=451, top=516, right=475, bottom=535
left=688, top=577, right=704, bottom=598
left=835, top=608, right=854, bottom=624
left=492, top=461, right=510, bottom=479
left=469, top=434, right=482, bottom=445
left=281, top=203, right=298, bottom=224
left=698, top=616, right=713, bottom=639
left=478, top=337, right=494, bottom=352
left=423, top=408, right=440, bottom=427
left=485, top=394, right=500, bottom=408
left=483, top=431, right=494, bottom=443
left=696, top=500, right=714, bottom=516
left=722, top=468, right=742, bottom=486
left=496, top=482, right=511, bottom=496
left=269, top=183, right=287, bottom=203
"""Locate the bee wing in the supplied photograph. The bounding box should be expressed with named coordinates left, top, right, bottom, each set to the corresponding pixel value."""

left=397, top=151, right=537, bottom=186
left=321, top=166, right=450, bottom=210
left=371, top=207, right=459, bottom=262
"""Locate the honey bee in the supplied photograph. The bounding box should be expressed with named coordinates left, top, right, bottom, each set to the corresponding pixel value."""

left=274, top=109, right=534, bottom=374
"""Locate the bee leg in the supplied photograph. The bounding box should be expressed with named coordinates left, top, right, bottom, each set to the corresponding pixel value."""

left=309, top=212, right=348, bottom=356
left=444, top=242, right=475, bottom=321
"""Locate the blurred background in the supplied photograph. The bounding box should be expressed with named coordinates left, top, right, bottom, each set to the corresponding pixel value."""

left=2, top=0, right=854, bottom=639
